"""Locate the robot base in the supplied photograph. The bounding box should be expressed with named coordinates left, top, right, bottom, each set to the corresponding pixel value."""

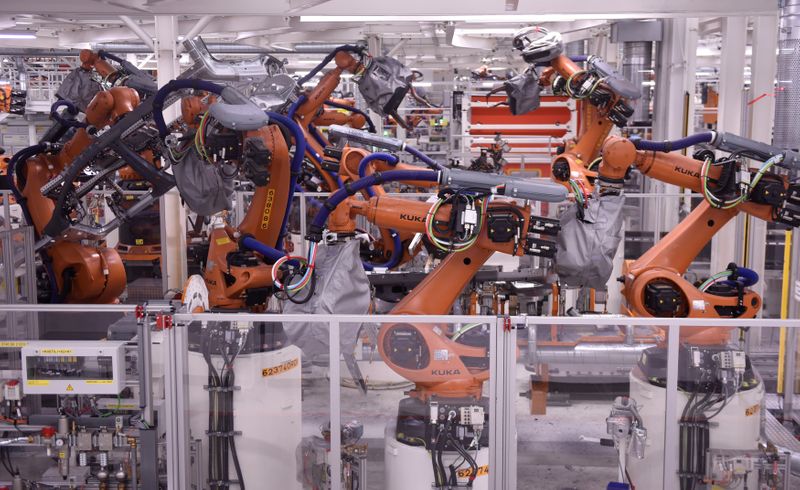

left=384, top=422, right=490, bottom=490
left=188, top=338, right=302, bottom=490
left=626, top=357, right=763, bottom=489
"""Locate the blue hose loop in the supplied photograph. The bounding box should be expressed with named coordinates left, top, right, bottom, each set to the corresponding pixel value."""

left=152, top=79, right=226, bottom=137
left=239, top=236, right=285, bottom=263
left=50, top=100, right=87, bottom=128
left=353, top=152, right=403, bottom=269
left=357, top=152, right=400, bottom=198
left=376, top=229, right=403, bottom=270
left=264, top=112, right=307, bottom=251
left=724, top=267, right=759, bottom=288
left=288, top=94, right=307, bottom=121
left=310, top=169, right=439, bottom=232
left=631, top=132, right=715, bottom=153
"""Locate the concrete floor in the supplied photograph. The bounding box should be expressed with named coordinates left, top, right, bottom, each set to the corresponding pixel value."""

left=301, top=364, right=620, bottom=489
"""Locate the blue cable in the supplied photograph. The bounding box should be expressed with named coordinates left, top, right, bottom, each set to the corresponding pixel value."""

left=631, top=132, right=715, bottom=153
left=288, top=95, right=306, bottom=121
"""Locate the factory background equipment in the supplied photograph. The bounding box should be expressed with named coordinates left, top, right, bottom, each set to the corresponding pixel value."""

left=0, top=3, right=796, bottom=490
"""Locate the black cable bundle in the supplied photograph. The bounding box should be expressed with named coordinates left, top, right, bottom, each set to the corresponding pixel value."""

left=445, top=427, right=477, bottom=488
left=678, top=369, right=735, bottom=490
left=202, top=326, right=247, bottom=489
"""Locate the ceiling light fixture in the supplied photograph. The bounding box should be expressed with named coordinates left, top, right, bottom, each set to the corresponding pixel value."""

left=0, top=31, right=36, bottom=40
left=300, top=14, right=642, bottom=23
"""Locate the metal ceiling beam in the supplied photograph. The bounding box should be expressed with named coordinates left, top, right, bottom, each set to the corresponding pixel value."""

left=119, top=15, right=154, bottom=50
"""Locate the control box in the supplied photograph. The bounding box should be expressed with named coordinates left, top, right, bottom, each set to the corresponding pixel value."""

left=21, top=341, right=126, bottom=395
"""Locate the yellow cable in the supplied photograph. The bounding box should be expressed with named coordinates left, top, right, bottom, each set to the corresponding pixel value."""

left=777, top=229, right=793, bottom=394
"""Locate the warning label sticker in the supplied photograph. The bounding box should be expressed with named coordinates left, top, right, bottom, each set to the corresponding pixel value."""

left=262, top=358, right=299, bottom=378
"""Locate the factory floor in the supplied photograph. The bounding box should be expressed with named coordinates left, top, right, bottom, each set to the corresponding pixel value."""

left=302, top=364, right=619, bottom=489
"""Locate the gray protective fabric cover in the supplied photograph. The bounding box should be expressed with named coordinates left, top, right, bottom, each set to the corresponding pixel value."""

left=207, top=102, right=269, bottom=131
left=357, top=56, right=412, bottom=116
left=171, top=149, right=235, bottom=215
left=503, top=69, right=541, bottom=115
left=555, top=193, right=625, bottom=289
left=56, top=68, right=102, bottom=112
left=283, top=240, right=371, bottom=362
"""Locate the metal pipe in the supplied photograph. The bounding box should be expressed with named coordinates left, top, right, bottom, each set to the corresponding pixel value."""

left=531, top=342, right=654, bottom=366
left=386, top=39, right=407, bottom=57
left=119, top=16, right=155, bottom=51
left=137, top=317, right=154, bottom=426
left=129, top=439, right=138, bottom=490
left=0, top=44, right=322, bottom=57
left=0, top=437, right=30, bottom=446
left=178, top=15, right=215, bottom=53
left=293, top=42, right=356, bottom=53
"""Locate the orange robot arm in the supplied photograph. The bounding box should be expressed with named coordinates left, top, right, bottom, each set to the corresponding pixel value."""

left=526, top=54, right=639, bottom=198
left=175, top=95, right=296, bottom=309
left=325, top=193, right=558, bottom=399
left=292, top=51, right=365, bottom=191
left=18, top=85, right=143, bottom=303
left=599, top=136, right=799, bottom=344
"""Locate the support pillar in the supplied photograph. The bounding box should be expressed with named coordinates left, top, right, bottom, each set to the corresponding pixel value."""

left=710, top=17, right=748, bottom=275
left=746, top=14, right=779, bottom=327
left=155, top=15, right=188, bottom=294
left=648, top=19, right=698, bottom=238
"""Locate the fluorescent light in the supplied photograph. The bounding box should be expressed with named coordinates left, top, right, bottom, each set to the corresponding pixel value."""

left=412, top=81, right=432, bottom=87
left=14, top=21, right=33, bottom=25
left=300, top=14, right=638, bottom=23
left=288, top=59, right=326, bottom=65
left=0, top=32, right=36, bottom=40
left=453, top=28, right=519, bottom=36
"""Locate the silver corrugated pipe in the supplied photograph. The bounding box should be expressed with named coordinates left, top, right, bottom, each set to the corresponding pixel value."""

left=775, top=0, right=800, bottom=151
left=532, top=343, right=655, bottom=366
left=622, top=41, right=653, bottom=125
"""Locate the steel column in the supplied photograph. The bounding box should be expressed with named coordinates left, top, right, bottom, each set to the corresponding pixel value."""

left=650, top=18, right=699, bottom=233
left=155, top=15, right=188, bottom=293
left=746, top=14, right=780, bottom=333
left=662, top=324, right=681, bottom=490
left=710, top=16, right=748, bottom=274
left=489, top=317, right=516, bottom=489
left=164, top=321, right=190, bottom=489
left=329, top=320, right=342, bottom=490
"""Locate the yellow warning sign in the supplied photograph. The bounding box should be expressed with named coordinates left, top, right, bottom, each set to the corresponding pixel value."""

left=259, top=189, right=276, bottom=230
left=41, top=348, right=73, bottom=354
left=262, top=358, right=299, bottom=377
left=86, top=380, right=112, bottom=384
left=0, top=342, right=26, bottom=348
left=27, top=380, right=49, bottom=386
left=216, top=236, right=232, bottom=246
left=66, top=384, right=74, bottom=392
left=457, top=465, right=489, bottom=478
left=135, top=238, right=144, bottom=245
